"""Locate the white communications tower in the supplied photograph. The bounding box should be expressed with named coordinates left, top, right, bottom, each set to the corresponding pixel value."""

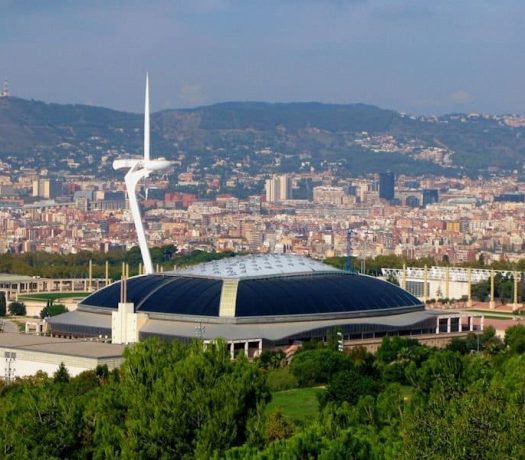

left=113, top=74, right=172, bottom=274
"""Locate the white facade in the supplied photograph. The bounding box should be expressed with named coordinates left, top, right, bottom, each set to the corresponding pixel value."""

left=0, top=334, right=124, bottom=381
left=265, top=175, right=291, bottom=202
left=111, top=302, right=148, bottom=344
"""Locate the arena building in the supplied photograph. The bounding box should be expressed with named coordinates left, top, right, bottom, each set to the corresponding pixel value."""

left=47, top=254, right=476, bottom=356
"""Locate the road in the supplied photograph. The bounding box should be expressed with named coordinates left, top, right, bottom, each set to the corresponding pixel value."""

left=0, top=319, right=20, bottom=333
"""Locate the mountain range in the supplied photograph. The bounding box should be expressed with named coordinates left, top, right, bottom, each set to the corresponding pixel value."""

left=1, top=96, right=524, bottom=178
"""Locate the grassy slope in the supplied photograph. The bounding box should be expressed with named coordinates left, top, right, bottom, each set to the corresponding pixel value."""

left=18, top=292, right=90, bottom=302
left=266, top=387, right=324, bottom=423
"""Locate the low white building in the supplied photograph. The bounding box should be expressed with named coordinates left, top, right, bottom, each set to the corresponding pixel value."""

left=0, top=333, right=124, bottom=381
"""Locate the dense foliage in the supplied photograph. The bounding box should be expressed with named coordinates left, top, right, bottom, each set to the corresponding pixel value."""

left=2, top=329, right=525, bottom=458
left=0, top=248, right=234, bottom=279
left=0, top=339, right=269, bottom=459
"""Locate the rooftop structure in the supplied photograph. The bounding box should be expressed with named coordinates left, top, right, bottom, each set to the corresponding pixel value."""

left=177, top=253, right=339, bottom=279
left=46, top=254, right=456, bottom=352
left=0, top=333, right=124, bottom=381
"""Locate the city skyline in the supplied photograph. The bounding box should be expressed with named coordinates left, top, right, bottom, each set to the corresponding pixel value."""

left=0, top=0, right=524, bottom=115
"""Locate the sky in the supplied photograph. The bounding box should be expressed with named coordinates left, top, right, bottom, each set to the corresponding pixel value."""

left=0, top=0, right=524, bottom=115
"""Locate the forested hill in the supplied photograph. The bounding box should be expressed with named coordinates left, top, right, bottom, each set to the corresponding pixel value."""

left=1, top=95, right=525, bottom=177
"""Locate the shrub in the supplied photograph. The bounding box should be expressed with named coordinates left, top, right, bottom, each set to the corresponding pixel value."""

left=8, top=301, right=26, bottom=316
left=266, top=367, right=298, bottom=391
left=40, top=302, right=68, bottom=319
left=265, top=408, right=294, bottom=443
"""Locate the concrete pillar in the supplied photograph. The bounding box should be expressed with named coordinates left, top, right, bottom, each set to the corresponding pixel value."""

left=402, top=263, right=407, bottom=290
left=59, top=280, right=63, bottom=292
left=469, top=315, right=474, bottom=332
left=436, top=317, right=440, bottom=334
left=88, top=259, right=93, bottom=292
left=489, top=270, right=495, bottom=309
left=445, top=266, right=450, bottom=300
left=467, top=267, right=473, bottom=308
left=230, top=342, right=235, bottom=359
left=244, top=341, right=249, bottom=357
left=446, top=317, right=451, bottom=333
left=423, top=264, right=428, bottom=303
left=513, top=271, right=519, bottom=311
left=480, top=315, right=484, bottom=331
left=458, top=315, right=463, bottom=332
left=105, top=261, right=109, bottom=286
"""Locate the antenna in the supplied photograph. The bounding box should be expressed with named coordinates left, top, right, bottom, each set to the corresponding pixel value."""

left=1, top=79, right=9, bottom=97
left=144, top=73, right=150, bottom=163
left=120, top=274, right=127, bottom=303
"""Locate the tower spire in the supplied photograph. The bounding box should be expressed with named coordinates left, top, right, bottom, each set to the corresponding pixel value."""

left=144, top=73, right=150, bottom=163
left=113, top=74, right=172, bottom=275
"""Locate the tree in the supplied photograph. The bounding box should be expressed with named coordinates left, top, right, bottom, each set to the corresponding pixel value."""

left=0, top=292, right=6, bottom=316
left=376, top=336, right=421, bottom=364
left=386, top=274, right=399, bottom=286
left=504, top=324, right=525, bottom=354
left=53, top=362, right=70, bottom=384
left=89, top=339, right=270, bottom=458
left=8, top=301, right=26, bottom=316
left=320, top=368, right=379, bottom=407
left=290, top=349, right=352, bottom=386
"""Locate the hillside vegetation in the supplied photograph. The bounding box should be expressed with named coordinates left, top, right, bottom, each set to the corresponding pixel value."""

left=2, top=97, right=525, bottom=177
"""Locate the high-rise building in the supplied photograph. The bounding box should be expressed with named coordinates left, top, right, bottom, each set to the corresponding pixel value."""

left=265, top=175, right=292, bottom=202
left=379, top=172, right=395, bottom=201
left=422, top=189, right=439, bottom=207
left=32, top=178, right=60, bottom=199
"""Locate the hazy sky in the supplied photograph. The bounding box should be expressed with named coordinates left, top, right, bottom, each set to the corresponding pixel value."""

left=0, top=0, right=524, bottom=114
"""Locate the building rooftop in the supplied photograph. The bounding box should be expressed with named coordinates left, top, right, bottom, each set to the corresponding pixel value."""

left=75, top=255, right=423, bottom=321
left=0, top=274, right=37, bottom=283
left=174, top=254, right=340, bottom=280
left=0, top=333, right=125, bottom=359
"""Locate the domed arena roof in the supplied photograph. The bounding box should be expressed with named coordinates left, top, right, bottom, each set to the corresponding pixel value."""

left=79, top=254, right=423, bottom=322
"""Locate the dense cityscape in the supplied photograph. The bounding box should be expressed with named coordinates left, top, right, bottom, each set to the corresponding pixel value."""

left=2, top=161, right=525, bottom=267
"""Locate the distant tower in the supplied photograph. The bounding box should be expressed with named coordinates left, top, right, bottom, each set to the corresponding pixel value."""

left=265, top=174, right=291, bottom=202
left=113, top=74, right=173, bottom=274
left=379, top=171, right=395, bottom=201
left=1, top=79, right=9, bottom=97
left=345, top=228, right=353, bottom=272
